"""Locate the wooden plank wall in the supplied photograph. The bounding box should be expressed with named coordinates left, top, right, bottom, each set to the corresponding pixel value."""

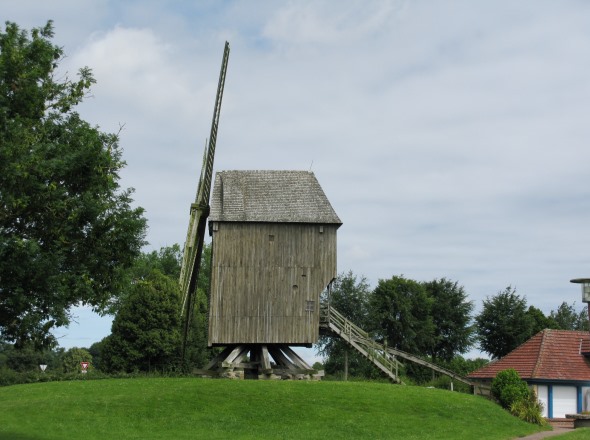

left=208, top=222, right=337, bottom=345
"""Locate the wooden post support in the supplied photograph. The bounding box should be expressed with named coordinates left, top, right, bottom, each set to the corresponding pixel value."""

left=344, top=349, right=348, bottom=381
left=197, top=344, right=316, bottom=380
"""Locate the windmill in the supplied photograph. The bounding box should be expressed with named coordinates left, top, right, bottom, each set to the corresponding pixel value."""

left=179, top=41, right=230, bottom=359
left=179, top=41, right=474, bottom=386
left=202, top=170, right=343, bottom=379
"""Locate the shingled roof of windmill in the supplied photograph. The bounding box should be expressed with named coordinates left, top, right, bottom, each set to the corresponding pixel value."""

left=209, top=170, right=342, bottom=225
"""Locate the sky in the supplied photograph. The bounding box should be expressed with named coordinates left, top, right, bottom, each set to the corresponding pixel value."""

left=4, top=0, right=590, bottom=364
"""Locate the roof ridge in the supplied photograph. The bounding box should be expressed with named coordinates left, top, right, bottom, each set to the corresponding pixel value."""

left=531, top=329, right=548, bottom=378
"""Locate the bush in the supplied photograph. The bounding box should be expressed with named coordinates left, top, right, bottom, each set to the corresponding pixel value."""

left=491, top=369, right=529, bottom=409
left=6, top=347, right=45, bottom=372
left=509, top=389, right=546, bottom=426
left=491, top=369, right=545, bottom=425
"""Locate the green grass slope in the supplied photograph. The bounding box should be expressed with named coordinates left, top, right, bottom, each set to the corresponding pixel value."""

left=0, top=378, right=548, bottom=440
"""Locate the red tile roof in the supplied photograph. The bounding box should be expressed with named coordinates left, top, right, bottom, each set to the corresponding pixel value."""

left=468, top=329, right=590, bottom=381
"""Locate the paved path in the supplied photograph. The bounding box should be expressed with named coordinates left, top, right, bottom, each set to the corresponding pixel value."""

left=515, top=427, right=572, bottom=439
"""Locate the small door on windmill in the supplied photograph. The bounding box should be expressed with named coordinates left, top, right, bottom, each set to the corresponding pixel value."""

left=207, top=170, right=342, bottom=346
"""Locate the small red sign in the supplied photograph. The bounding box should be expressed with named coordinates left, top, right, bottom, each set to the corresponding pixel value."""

left=80, top=362, right=89, bottom=370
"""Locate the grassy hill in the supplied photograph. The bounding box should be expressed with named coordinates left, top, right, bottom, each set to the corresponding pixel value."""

left=0, top=378, right=551, bottom=439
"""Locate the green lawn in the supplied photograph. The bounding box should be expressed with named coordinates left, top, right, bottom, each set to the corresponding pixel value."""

left=0, top=378, right=551, bottom=439
left=554, top=429, right=590, bottom=439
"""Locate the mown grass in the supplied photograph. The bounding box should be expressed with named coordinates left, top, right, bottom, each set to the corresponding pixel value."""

left=554, top=429, right=590, bottom=439
left=0, top=378, right=550, bottom=439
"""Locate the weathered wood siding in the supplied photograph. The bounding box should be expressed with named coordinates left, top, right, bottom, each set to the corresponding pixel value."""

left=208, top=222, right=337, bottom=346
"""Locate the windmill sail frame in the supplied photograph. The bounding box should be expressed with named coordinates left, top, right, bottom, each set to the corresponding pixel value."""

left=180, top=41, right=230, bottom=358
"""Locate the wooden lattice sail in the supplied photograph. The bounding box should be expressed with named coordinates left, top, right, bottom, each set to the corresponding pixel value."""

left=179, top=41, right=230, bottom=358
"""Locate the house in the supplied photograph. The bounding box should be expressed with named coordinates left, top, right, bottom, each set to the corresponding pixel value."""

left=468, top=329, right=590, bottom=419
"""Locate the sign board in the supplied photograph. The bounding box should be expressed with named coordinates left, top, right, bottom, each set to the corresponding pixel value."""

left=80, top=361, right=89, bottom=373
left=39, top=364, right=47, bottom=372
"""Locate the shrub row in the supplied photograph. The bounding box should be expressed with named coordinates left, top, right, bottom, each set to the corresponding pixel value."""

left=0, top=367, right=188, bottom=387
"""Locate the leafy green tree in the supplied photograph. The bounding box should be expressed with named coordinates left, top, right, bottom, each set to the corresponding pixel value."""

left=5, top=345, right=45, bottom=372
left=0, top=337, right=64, bottom=372
left=326, top=270, right=371, bottom=327
left=369, top=275, right=435, bottom=356
left=550, top=302, right=590, bottom=331
left=440, top=355, right=489, bottom=377
left=421, top=278, right=475, bottom=363
left=130, top=244, right=183, bottom=282
left=317, top=270, right=371, bottom=354
left=88, top=340, right=105, bottom=372
left=61, top=347, right=92, bottom=373
left=322, top=342, right=382, bottom=379
left=182, top=243, right=215, bottom=368
left=0, top=21, right=147, bottom=349
left=107, top=244, right=183, bottom=314
left=0, top=341, right=10, bottom=369
left=317, top=271, right=377, bottom=378
left=101, top=270, right=181, bottom=373
left=476, top=287, right=534, bottom=359
left=526, top=305, right=557, bottom=334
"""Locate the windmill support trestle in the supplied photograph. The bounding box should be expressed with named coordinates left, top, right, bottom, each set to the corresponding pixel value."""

left=195, top=344, right=322, bottom=380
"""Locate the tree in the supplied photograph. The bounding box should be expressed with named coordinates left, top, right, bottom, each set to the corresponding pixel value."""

left=317, top=271, right=377, bottom=378
left=108, top=244, right=183, bottom=314
left=550, top=302, right=590, bottom=331
left=440, top=355, right=489, bottom=377
left=88, top=340, right=105, bottom=372
left=0, top=340, right=63, bottom=372
left=369, top=275, right=435, bottom=355
left=129, top=244, right=183, bottom=282
left=101, top=270, right=181, bottom=373
left=421, top=278, right=475, bottom=363
left=183, top=243, right=214, bottom=369
left=4, top=345, right=45, bottom=372
left=476, top=287, right=534, bottom=359
left=326, top=270, right=371, bottom=327
left=61, top=347, right=92, bottom=373
left=0, top=21, right=147, bottom=349
left=526, top=305, right=557, bottom=334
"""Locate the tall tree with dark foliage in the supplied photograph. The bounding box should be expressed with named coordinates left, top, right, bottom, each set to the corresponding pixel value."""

left=0, top=21, right=146, bottom=349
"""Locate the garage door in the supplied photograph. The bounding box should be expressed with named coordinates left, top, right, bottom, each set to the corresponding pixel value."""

left=552, top=386, right=577, bottom=418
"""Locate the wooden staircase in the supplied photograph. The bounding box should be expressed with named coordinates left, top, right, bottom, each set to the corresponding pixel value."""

left=320, top=304, right=475, bottom=387
left=320, top=305, right=403, bottom=383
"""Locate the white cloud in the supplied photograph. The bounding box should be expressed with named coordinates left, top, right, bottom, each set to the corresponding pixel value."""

left=4, top=0, right=590, bottom=351
left=263, top=0, right=400, bottom=45
left=69, top=26, right=200, bottom=123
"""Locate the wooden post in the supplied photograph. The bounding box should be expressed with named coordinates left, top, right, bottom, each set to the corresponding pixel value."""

left=344, top=349, right=348, bottom=381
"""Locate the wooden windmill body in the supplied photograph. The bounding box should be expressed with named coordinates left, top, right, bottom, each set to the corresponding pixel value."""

left=203, top=170, right=341, bottom=378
